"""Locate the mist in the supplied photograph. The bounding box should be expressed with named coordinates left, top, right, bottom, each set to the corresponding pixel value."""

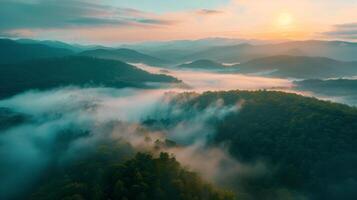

left=133, top=63, right=294, bottom=92
left=0, top=86, right=252, bottom=199
left=1, top=63, right=354, bottom=199
left=134, top=63, right=357, bottom=106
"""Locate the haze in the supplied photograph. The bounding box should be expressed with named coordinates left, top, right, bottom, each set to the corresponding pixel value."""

left=1, top=1, right=357, bottom=200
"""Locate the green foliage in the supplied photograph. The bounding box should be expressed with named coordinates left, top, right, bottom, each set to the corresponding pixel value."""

left=31, top=144, right=234, bottom=200
left=174, top=90, right=357, bottom=199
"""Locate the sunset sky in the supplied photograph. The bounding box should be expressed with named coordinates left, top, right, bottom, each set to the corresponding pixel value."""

left=1, top=0, right=357, bottom=44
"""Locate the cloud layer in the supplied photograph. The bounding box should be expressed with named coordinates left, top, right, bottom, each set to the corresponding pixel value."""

left=0, top=0, right=174, bottom=38
left=0, top=87, right=244, bottom=199
left=322, top=22, right=357, bottom=40
left=1, top=0, right=357, bottom=43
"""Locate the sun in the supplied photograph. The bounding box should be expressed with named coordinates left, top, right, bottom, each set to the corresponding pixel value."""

left=277, top=12, right=294, bottom=27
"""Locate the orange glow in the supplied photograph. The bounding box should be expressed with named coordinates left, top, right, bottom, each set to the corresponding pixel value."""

left=15, top=0, right=357, bottom=43
left=277, top=13, right=294, bottom=27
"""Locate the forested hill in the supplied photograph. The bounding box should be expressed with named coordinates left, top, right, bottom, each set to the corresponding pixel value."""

left=0, top=56, right=180, bottom=99
left=0, top=39, right=74, bottom=64
left=30, top=144, right=234, bottom=200
left=162, top=90, right=357, bottom=200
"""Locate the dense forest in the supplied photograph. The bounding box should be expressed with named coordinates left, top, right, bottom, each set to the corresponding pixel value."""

left=2, top=0, right=357, bottom=197
left=29, top=142, right=234, bottom=200
left=145, top=90, right=357, bottom=200
left=2, top=88, right=357, bottom=200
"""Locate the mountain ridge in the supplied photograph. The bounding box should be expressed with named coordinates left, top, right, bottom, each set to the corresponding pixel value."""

left=0, top=56, right=180, bottom=99
left=78, top=48, right=171, bottom=66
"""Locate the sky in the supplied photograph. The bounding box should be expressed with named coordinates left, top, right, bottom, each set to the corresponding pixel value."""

left=0, top=0, right=357, bottom=44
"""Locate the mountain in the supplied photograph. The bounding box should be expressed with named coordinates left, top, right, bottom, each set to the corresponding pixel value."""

left=0, top=39, right=74, bottom=64
left=153, top=90, right=357, bottom=200
left=78, top=48, right=170, bottom=66
left=176, top=40, right=357, bottom=63
left=0, top=56, right=180, bottom=99
left=16, top=39, right=83, bottom=52
left=120, top=38, right=273, bottom=64
left=123, top=38, right=265, bottom=50
left=295, top=79, right=357, bottom=96
left=234, top=55, right=357, bottom=79
left=16, top=38, right=111, bottom=52
left=177, top=59, right=225, bottom=70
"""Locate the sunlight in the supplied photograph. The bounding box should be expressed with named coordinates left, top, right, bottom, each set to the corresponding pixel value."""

left=277, top=12, right=294, bottom=27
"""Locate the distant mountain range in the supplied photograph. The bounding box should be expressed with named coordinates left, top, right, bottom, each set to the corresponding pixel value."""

left=0, top=39, right=74, bottom=64
left=180, top=40, right=357, bottom=63
left=126, top=40, right=357, bottom=64
left=173, top=55, right=357, bottom=79
left=3, top=38, right=357, bottom=80
left=0, top=56, right=180, bottom=99
left=5, top=37, right=357, bottom=66
left=235, top=55, right=357, bottom=79
left=120, top=38, right=269, bottom=63
left=78, top=48, right=170, bottom=66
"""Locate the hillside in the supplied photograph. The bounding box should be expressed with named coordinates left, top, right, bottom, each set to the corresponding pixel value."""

left=177, top=59, right=225, bottom=70
left=30, top=149, right=234, bottom=200
left=79, top=48, right=170, bottom=66
left=234, top=55, right=357, bottom=78
left=0, top=56, right=180, bottom=99
left=0, top=39, right=74, bottom=64
left=147, top=90, right=357, bottom=200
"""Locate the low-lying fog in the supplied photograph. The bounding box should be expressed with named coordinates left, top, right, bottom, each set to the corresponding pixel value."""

left=134, top=63, right=293, bottom=92
left=0, top=87, right=255, bottom=199
left=0, top=63, right=355, bottom=199
left=134, top=63, right=357, bottom=106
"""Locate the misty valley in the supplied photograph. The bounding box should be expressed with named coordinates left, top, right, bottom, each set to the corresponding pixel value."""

left=1, top=36, right=357, bottom=200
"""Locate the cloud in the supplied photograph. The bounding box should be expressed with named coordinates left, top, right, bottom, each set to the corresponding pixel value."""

left=322, top=22, right=357, bottom=39
left=66, top=17, right=128, bottom=26
left=135, top=18, right=178, bottom=26
left=334, top=22, right=357, bottom=29
left=196, top=9, right=224, bottom=15
left=133, top=63, right=293, bottom=92
left=0, top=0, right=175, bottom=37
left=0, top=87, right=242, bottom=199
